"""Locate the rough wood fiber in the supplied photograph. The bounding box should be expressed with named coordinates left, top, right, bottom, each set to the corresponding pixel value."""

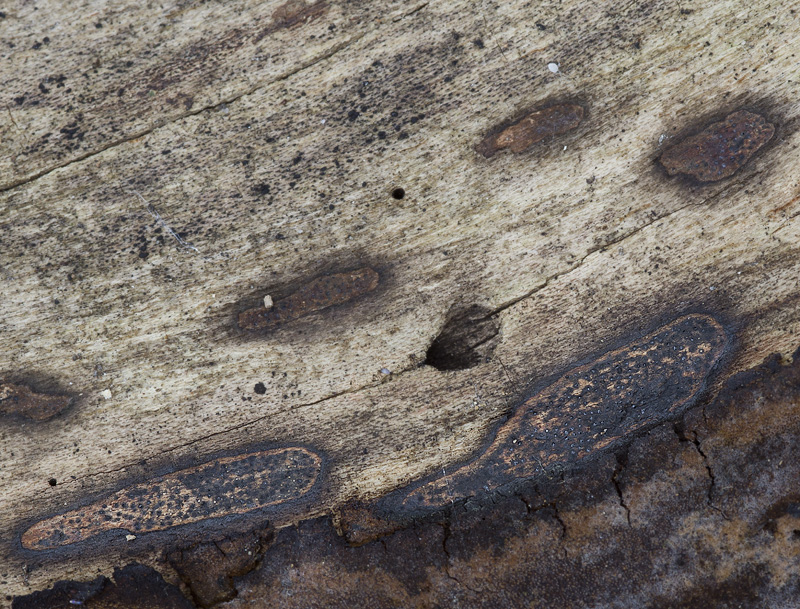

left=2, top=0, right=800, bottom=605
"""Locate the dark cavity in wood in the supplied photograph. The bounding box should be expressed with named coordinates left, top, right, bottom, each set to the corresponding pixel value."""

left=659, top=110, right=774, bottom=182
left=393, top=314, right=728, bottom=512
left=476, top=103, right=584, bottom=158
left=424, top=306, right=500, bottom=371
left=238, top=267, right=380, bottom=331
left=168, top=525, right=273, bottom=608
left=0, top=381, right=71, bottom=421
left=21, top=447, right=322, bottom=550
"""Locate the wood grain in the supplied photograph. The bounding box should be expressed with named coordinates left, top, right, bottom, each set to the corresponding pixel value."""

left=2, top=0, right=800, bottom=603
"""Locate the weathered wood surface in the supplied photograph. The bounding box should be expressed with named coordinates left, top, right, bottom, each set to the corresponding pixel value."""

left=2, top=0, right=800, bottom=605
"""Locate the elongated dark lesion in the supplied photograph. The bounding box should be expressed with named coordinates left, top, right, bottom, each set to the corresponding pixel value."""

left=21, top=447, right=322, bottom=551
left=272, top=0, right=328, bottom=29
left=394, top=314, right=728, bottom=512
left=0, top=381, right=71, bottom=421
left=238, top=267, right=380, bottom=331
left=476, top=103, right=584, bottom=158
left=659, top=110, right=774, bottom=182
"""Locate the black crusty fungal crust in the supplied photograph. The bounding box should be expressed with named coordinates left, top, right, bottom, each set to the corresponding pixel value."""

left=22, top=446, right=322, bottom=551
left=387, top=314, right=728, bottom=514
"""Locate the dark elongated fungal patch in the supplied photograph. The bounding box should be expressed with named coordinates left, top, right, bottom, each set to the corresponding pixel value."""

left=476, top=104, right=584, bottom=158
left=254, top=0, right=328, bottom=43
left=272, top=0, right=328, bottom=29
left=0, top=381, right=71, bottom=421
left=397, top=314, right=727, bottom=512
left=22, top=447, right=322, bottom=550
left=659, top=110, right=774, bottom=182
left=238, top=267, right=379, bottom=331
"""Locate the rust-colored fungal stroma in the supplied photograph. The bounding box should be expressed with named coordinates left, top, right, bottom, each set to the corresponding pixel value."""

left=476, top=104, right=584, bottom=157
left=238, top=267, right=379, bottom=331
left=659, top=110, right=774, bottom=182
left=22, top=447, right=322, bottom=550
left=398, top=314, right=728, bottom=511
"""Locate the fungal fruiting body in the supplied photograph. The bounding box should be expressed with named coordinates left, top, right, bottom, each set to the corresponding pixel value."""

left=22, top=447, right=322, bottom=550
left=238, top=267, right=379, bottom=330
left=659, top=110, right=774, bottom=182
left=476, top=104, right=584, bottom=158
left=398, top=314, right=728, bottom=511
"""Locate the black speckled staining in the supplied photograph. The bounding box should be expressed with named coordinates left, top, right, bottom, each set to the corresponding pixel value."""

left=0, top=381, right=71, bottom=421
left=476, top=104, right=584, bottom=158
left=22, top=447, right=322, bottom=550
left=659, top=110, right=774, bottom=182
left=398, top=314, right=728, bottom=512
left=238, top=267, right=379, bottom=331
